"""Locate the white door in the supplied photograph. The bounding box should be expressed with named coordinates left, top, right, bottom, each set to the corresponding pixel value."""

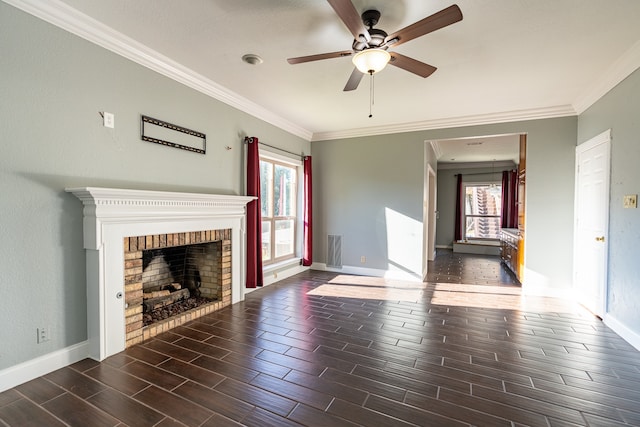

left=573, top=129, right=610, bottom=317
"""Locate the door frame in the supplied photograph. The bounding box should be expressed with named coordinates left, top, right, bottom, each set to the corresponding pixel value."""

left=422, top=163, right=437, bottom=280
left=573, top=128, right=611, bottom=317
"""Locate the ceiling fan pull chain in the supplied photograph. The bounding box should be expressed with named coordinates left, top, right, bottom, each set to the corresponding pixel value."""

left=369, top=72, right=374, bottom=118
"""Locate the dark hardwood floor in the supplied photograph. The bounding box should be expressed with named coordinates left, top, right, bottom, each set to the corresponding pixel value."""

left=3, top=250, right=640, bottom=426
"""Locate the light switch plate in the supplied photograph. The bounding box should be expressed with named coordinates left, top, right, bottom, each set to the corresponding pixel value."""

left=623, top=194, right=637, bottom=209
left=103, top=112, right=114, bottom=128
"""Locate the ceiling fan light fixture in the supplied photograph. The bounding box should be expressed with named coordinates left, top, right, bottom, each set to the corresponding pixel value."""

left=352, top=49, right=391, bottom=74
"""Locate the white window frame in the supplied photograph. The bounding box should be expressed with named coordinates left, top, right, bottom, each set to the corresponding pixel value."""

left=463, top=181, right=502, bottom=241
left=259, top=149, right=303, bottom=267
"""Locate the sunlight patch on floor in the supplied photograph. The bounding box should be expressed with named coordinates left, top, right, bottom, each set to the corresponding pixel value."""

left=433, top=282, right=522, bottom=295
left=431, top=289, right=524, bottom=310
left=306, top=275, right=428, bottom=302
left=307, top=284, right=425, bottom=302
left=430, top=282, right=591, bottom=314
left=328, top=275, right=425, bottom=287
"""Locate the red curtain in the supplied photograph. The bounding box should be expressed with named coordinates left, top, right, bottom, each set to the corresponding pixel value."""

left=501, top=170, right=518, bottom=229
left=302, top=156, right=313, bottom=266
left=245, top=137, right=263, bottom=288
left=454, top=174, right=463, bottom=241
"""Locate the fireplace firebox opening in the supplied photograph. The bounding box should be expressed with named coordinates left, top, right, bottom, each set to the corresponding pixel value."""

left=124, top=229, right=232, bottom=347
left=141, top=241, right=221, bottom=325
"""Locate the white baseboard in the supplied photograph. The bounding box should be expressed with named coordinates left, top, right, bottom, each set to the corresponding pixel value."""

left=311, top=262, right=385, bottom=277
left=244, top=262, right=310, bottom=295
left=521, top=283, right=574, bottom=299
left=310, top=263, right=422, bottom=281
left=0, top=341, right=90, bottom=392
left=436, top=244, right=453, bottom=249
left=603, top=313, right=640, bottom=351
left=262, top=263, right=309, bottom=287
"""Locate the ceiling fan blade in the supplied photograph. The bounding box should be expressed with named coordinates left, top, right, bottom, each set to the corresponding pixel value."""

left=287, top=50, right=353, bottom=64
left=327, top=0, right=371, bottom=43
left=389, top=52, right=437, bottom=78
left=385, top=4, right=462, bottom=48
left=343, top=67, right=364, bottom=91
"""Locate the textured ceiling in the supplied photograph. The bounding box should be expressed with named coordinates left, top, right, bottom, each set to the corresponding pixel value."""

left=10, top=0, right=640, bottom=157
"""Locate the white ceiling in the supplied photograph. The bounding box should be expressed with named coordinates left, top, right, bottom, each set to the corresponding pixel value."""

left=10, top=0, right=640, bottom=155
left=433, top=133, right=520, bottom=164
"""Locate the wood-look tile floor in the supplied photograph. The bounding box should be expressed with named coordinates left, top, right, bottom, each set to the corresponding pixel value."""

left=3, top=250, right=640, bottom=426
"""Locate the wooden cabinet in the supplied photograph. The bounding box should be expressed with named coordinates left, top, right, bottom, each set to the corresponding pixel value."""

left=500, top=228, right=520, bottom=282
left=517, top=135, right=526, bottom=281
left=502, top=134, right=526, bottom=283
left=518, top=135, right=526, bottom=233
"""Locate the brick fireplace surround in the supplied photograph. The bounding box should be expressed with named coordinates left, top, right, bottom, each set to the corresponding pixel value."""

left=123, top=228, right=231, bottom=348
left=67, top=187, right=254, bottom=361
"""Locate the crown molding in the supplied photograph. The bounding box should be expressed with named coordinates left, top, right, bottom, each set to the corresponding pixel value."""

left=311, top=105, right=577, bottom=141
left=7, top=0, right=638, bottom=143
left=3, top=0, right=313, bottom=141
left=573, top=40, right=640, bottom=114
left=429, top=140, right=443, bottom=159
left=437, top=160, right=516, bottom=170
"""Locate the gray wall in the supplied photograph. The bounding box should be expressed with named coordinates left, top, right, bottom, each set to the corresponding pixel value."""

left=311, top=135, right=432, bottom=277
left=0, top=4, right=308, bottom=371
left=577, top=68, right=640, bottom=333
left=314, top=117, right=578, bottom=292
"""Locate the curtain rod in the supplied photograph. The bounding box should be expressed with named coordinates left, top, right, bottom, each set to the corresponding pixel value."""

left=244, top=136, right=306, bottom=159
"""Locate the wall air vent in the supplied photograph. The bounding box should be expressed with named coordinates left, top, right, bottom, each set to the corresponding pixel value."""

left=327, top=235, right=343, bottom=268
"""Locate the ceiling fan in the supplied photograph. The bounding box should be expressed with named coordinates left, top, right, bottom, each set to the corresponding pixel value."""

left=287, top=0, right=463, bottom=91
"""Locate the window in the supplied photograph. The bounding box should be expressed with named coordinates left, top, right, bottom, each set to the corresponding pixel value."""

left=260, top=157, right=298, bottom=264
left=464, top=183, right=501, bottom=240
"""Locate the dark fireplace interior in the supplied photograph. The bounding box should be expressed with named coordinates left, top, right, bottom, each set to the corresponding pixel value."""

left=141, top=241, right=221, bottom=326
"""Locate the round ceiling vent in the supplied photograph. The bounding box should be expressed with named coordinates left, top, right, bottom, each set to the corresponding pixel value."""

left=242, top=54, right=263, bottom=65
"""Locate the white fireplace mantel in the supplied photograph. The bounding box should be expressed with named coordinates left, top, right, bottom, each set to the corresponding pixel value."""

left=66, top=187, right=255, bottom=360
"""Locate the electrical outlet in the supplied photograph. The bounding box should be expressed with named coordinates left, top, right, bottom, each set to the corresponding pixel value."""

left=37, top=326, right=50, bottom=343
left=103, top=112, right=115, bottom=128
left=623, top=194, right=637, bottom=209
left=360, top=256, right=366, bottom=264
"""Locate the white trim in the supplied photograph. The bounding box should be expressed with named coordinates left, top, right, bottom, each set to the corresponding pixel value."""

left=429, top=140, right=443, bottom=160
left=260, top=262, right=310, bottom=288
left=573, top=40, right=640, bottom=114
left=522, top=284, right=574, bottom=300
left=577, top=128, right=611, bottom=150
left=423, top=160, right=437, bottom=280
left=0, top=341, right=89, bottom=392
left=3, top=0, right=312, bottom=141
left=6, top=0, right=639, bottom=145
left=66, top=187, right=254, bottom=361
left=573, top=129, right=611, bottom=318
left=603, top=314, right=640, bottom=351
left=259, top=147, right=303, bottom=166
left=311, top=105, right=577, bottom=141
left=310, top=264, right=422, bottom=282
left=437, top=160, right=516, bottom=170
